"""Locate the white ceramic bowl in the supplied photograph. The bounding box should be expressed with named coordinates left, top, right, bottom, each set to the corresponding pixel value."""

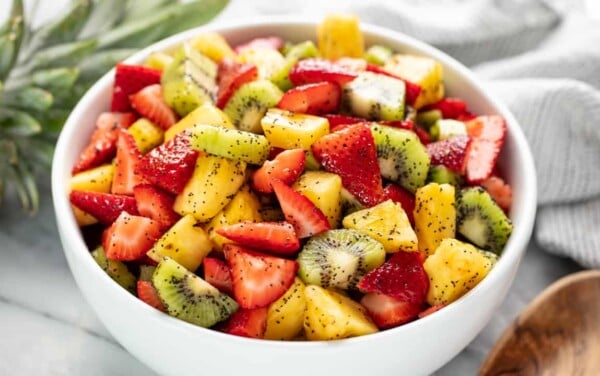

left=52, top=18, right=537, bottom=376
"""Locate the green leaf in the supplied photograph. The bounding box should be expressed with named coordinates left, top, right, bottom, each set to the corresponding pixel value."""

left=31, top=68, right=79, bottom=90
left=9, top=160, right=39, bottom=215
left=22, top=38, right=98, bottom=71
left=1, top=86, right=54, bottom=111
left=123, top=0, right=172, bottom=23
left=152, top=0, right=230, bottom=36
left=34, top=108, right=72, bottom=133
left=0, top=109, right=42, bottom=137
left=0, top=0, right=24, bottom=81
left=24, top=137, right=55, bottom=168
left=78, top=48, right=137, bottom=82
left=79, top=0, right=127, bottom=39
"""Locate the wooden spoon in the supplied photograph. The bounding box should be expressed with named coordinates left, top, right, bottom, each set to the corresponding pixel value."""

left=479, top=270, right=600, bottom=376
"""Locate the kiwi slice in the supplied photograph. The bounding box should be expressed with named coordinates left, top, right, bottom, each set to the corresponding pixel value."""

left=223, top=80, right=283, bottom=134
left=427, top=165, right=462, bottom=187
left=139, top=265, right=156, bottom=282
left=371, top=124, right=430, bottom=193
left=297, top=229, right=385, bottom=290
left=340, top=187, right=365, bottom=216
left=416, top=109, right=442, bottom=129
left=364, top=45, right=393, bottom=66
left=188, top=123, right=270, bottom=165
left=457, top=187, right=513, bottom=254
left=272, top=41, right=319, bottom=91
left=91, top=246, right=136, bottom=294
left=152, top=257, right=238, bottom=328
left=342, top=71, right=405, bottom=121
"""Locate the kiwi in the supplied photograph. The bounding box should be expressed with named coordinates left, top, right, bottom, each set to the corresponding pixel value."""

left=297, top=229, right=385, bottom=290
left=223, top=80, right=283, bottom=134
left=364, top=45, right=393, bottom=66
left=272, top=41, right=319, bottom=91
left=188, top=123, right=270, bottom=165
left=91, top=246, right=136, bottom=294
left=340, top=187, right=365, bottom=216
left=370, top=124, right=431, bottom=193
left=427, top=165, right=462, bottom=187
left=139, top=265, right=156, bottom=282
left=416, top=109, right=442, bottom=129
left=304, top=150, right=321, bottom=171
left=457, top=187, right=513, bottom=254
left=429, top=119, right=467, bottom=141
left=342, top=71, right=405, bottom=121
left=162, top=43, right=217, bottom=116
left=152, top=257, right=238, bottom=328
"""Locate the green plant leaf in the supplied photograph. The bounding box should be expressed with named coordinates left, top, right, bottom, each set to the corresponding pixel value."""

left=1, top=86, right=54, bottom=112
left=22, top=39, right=98, bottom=72
left=122, top=0, right=172, bottom=23
left=31, top=68, right=79, bottom=90
left=24, top=137, right=55, bottom=168
left=0, top=109, right=42, bottom=137
left=0, top=0, right=24, bottom=81
left=78, top=48, right=137, bottom=82
left=79, top=0, right=127, bottom=39
left=9, top=159, right=38, bottom=215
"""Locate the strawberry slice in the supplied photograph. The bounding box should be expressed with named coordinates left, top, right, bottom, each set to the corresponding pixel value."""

left=480, top=175, right=512, bottom=212
left=465, top=116, right=507, bottom=184
left=424, top=98, right=469, bottom=120
left=360, top=293, right=422, bottom=329
left=270, top=179, right=330, bottom=238
left=111, top=129, right=147, bottom=195
left=251, top=148, right=306, bottom=194
left=311, top=123, right=385, bottom=207
left=365, top=64, right=422, bottom=106
left=413, top=126, right=431, bottom=145
left=323, top=114, right=365, bottom=127
left=224, top=244, right=298, bottom=309
left=203, top=257, right=233, bottom=295
left=111, top=64, right=162, bottom=112
left=70, top=190, right=138, bottom=225
left=379, top=119, right=414, bottom=130
left=137, top=281, right=165, bottom=312
left=216, top=58, right=259, bottom=108
left=234, top=36, right=284, bottom=54
left=136, top=132, right=199, bottom=195
left=426, top=135, right=472, bottom=174
left=130, top=84, right=177, bottom=130
left=277, top=82, right=341, bottom=115
left=217, top=221, right=300, bottom=255
left=384, top=183, right=416, bottom=224
left=72, top=112, right=136, bottom=174
left=133, top=184, right=180, bottom=229
left=220, top=307, right=268, bottom=339
left=102, top=211, right=163, bottom=261
left=289, top=58, right=357, bottom=86
left=417, top=304, right=446, bottom=319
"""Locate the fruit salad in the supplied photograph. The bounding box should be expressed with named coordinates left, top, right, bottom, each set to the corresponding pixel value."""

left=69, top=14, right=513, bottom=341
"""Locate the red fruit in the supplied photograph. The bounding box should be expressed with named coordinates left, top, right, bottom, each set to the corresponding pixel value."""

left=130, top=84, right=177, bottom=130
left=311, top=123, right=385, bottom=207
left=216, top=221, right=300, bottom=255
left=70, top=190, right=138, bottom=225
left=102, top=211, right=163, bottom=261
left=357, top=251, right=429, bottom=304
left=365, top=64, right=422, bottom=106
left=224, top=244, right=298, bottom=309
left=220, top=307, right=268, bottom=339
left=323, top=114, right=365, bottom=127
left=111, top=64, right=162, bottom=112
left=384, top=184, right=416, bottom=224
left=289, top=58, right=357, bottom=86
left=111, top=130, right=147, bottom=195
left=216, top=59, right=259, bottom=108
left=480, top=176, right=512, bottom=212
left=424, top=98, right=469, bottom=120
left=135, top=132, right=199, bottom=195
left=270, top=179, right=330, bottom=239
left=417, top=304, right=446, bottom=319
left=72, top=112, right=136, bottom=174
left=426, top=135, right=472, bottom=174
left=413, top=126, right=431, bottom=145
left=234, top=36, right=284, bottom=54
left=277, top=82, right=341, bottom=115
left=137, top=281, right=165, bottom=312
left=360, top=293, right=421, bottom=329
left=379, top=119, right=414, bottom=130
left=203, top=257, right=233, bottom=295
left=465, top=116, right=507, bottom=184
left=251, top=148, right=306, bottom=194
left=133, top=184, right=180, bottom=229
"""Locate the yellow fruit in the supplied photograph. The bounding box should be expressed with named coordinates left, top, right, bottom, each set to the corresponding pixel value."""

left=72, top=206, right=98, bottom=226
left=317, top=14, right=364, bottom=60
left=164, top=103, right=234, bottom=141
left=304, top=285, right=377, bottom=340
left=293, top=171, right=342, bottom=228
left=424, top=238, right=497, bottom=305
left=236, top=48, right=286, bottom=80
left=147, top=214, right=213, bottom=271
left=189, top=32, right=235, bottom=63
left=414, top=183, right=456, bottom=256
left=128, top=118, right=164, bottom=154
left=265, top=278, right=307, bottom=340
left=145, top=52, right=174, bottom=70
left=261, top=109, right=330, bottom=150
left=384, top=54, right=444, bottom=108
left=343, top=200, right=418, bottom=253
left=70, top=164, right=114, bottom=193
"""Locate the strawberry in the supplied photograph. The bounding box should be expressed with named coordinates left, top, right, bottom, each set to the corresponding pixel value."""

left=289, top=58, right=357, bottom=86
left=379, top=119, right=414, bottom=130
left=111, top=63, right=162, bottom=112
left=360, top=292, right=421, bottom=329
left=137, top=281, right=165, bottom=312
left=465, top=116, right=507, bottom=184
left=216, top=58, right=259, bottom=108
left=365, top=64, right=422, bottom=106
left=413, top=125, right=431, bottom=145
left=220, top=307, right=268, bottom=339
left=133, top=184, right=180, bottom=229
left=69, top=190, right=138, bottom=225
left=130, top=84, right=177, bottom=130
left=224, top=244, right=298, bottom=309
left=311, top=123, right=385, bottom=207
left=323, top=114, right=365, bottom=127
left=384, top=183, right=416, bottom=224
left=102, top=211, right=163, bottom=261
left=277, top=82, right=341, bottom=115
left=234, top=36, right=284, bottom=54
left=424, top=98, right=469, bottom=120
left=136, top=132, right=199, bottom=195
left=426, top=135, right=472, bottom=174
left=111, top=129, right=147, bottom=195
left=417, top=304, right=446, bottom=319
left=270, top=179, right=330, bottom=238
left=480, top=176, right=512, bottom=212
left=203, top=257, right=233, bottom=295
left=251, top=148, right=305, bottom=194
left=357, top=251, right=429, bottom=304
left=72, top=112, right=136, bottom=174
left=216, top=221, right=300, bottom=255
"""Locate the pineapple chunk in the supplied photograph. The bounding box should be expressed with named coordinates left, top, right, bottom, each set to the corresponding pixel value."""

left=236, top=48, right=286, bottom=80
left=414, top=183, right=456, bottom=256
left=343, top=199, right=418, bottom=253
left=128, top=118, right=164, bottom=154
left=173, top=154, right=246, bottom=222
left=293, top=171, right=342, bottom=228
left=145, top=52, right=174, bottom=70
left=424, top=238, right=497, bottom=305
left=304, top=285, right=377, bottom=340
left=72, top=207, right=98, bottom=226
left=70, top=164, right=114, bottom=226
left=164, top=102, right=234, bottom=141
left=265, top=278, right=307, bottom=340
left=384, top=54, right=444, bottom=109
left=317, top=14, right=364, bottom=60
left=189, top=32, right=235, bottom=63
left=147, top=214, right=213, bottom=271
left=261, top=109, right=330, bottom=150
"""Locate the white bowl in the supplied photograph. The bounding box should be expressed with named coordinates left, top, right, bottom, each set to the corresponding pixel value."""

left=52, top=18, right=537, bottom=376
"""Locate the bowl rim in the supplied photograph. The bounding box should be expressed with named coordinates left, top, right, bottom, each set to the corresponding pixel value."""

left=52, top=16, right=537, bottom=347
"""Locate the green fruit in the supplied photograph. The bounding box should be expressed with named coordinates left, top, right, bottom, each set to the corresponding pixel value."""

left=416, top=109, right=442, bottom=129
left=340, top=187, right=365, bottom=216
left=427, top=165, right=462, bottom=187
left=139, top=265, right=156, bottom=282
left=223, top=80, right=283, bottom=134
left=342, top=71, right=405, bottom=121
left=91, top=246, right=136, bottom=294
left=272, top=41, right=319, bottom=91
left=364, top=45, right=393, bottom=66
